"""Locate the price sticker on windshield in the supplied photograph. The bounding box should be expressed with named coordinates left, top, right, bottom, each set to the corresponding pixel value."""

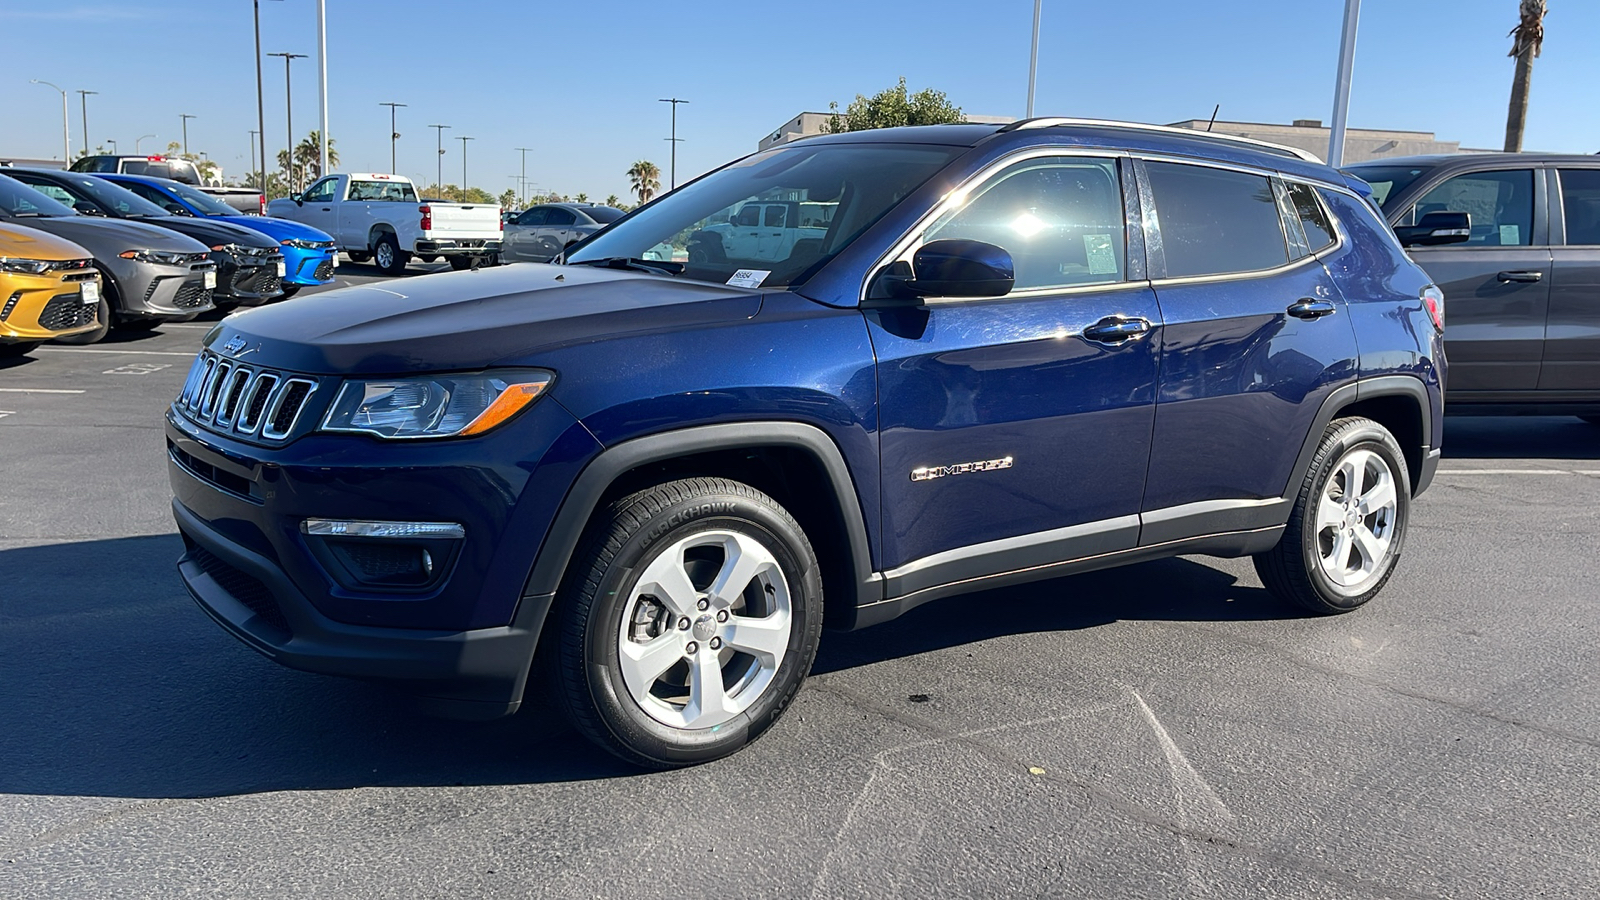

left=726, top=269, right=771, bottom=289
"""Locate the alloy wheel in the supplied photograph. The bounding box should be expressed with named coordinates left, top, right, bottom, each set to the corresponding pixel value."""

left=1314, top=447, right=1398, bottom=589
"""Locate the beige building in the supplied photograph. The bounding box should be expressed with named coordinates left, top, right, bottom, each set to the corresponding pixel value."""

left=1165, top=118, right=1469, bottom=163
left=759, top=112, right=1015, bottom=151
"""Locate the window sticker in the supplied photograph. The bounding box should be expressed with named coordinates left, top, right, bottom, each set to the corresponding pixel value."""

left=1499, top=224, right=1521, bottom=245
left=1083, top=234, right=1119, bottom=275
left=726, top=269, right=771, bottom=289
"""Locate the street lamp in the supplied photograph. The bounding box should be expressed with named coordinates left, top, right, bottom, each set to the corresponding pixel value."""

left=380, top=102, right=406, bottom=174
left=136, top=134, right=156, bottom=153
left=180, top=114, right=197, bottom=156
left=267, top=52, right=307, bottom=191
left=658, top=98, right=688, bottom=190
left=107, top=139, right=118, bottom=154
left=1026, top=0, right=1042, bottom=117
left=29, top=80, right=69, bottom=162
left=430, top=125, right=449, bottom=194
left=1327, top=0, right=1362, bottom=167
left=247, top=130, right=258, bottom=180
left=457, top=136, right=474, bottom=202
left=515, top=146, right=533, bottom=206
left=76, top=90, right=98, bottom=157
left=252, top=0, right=278, bottom=201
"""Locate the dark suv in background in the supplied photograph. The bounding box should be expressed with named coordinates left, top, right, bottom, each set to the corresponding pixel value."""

left=1348, top=154, right=1600, bottom=423
left=169, top=119, right=1445, bottom=768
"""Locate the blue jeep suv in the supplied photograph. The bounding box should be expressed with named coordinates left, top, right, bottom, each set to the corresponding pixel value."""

left=167, top=119, right=1446, bottom=767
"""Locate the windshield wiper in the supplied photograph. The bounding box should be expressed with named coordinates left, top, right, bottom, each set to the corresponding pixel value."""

left=567, top=256, right=684, bottom=276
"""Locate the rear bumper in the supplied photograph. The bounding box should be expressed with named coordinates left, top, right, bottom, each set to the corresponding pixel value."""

left=416, top=239, right=502, bottom=255
left=175, top=498, right=551, bottom=719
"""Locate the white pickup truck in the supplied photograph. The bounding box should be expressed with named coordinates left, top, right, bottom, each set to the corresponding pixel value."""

left=267, top=173, right=502, bottom=275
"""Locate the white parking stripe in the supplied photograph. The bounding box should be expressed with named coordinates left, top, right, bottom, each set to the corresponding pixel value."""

left=1435, top=469, right=1572, bottom=475
left=32, top=348, right=196, bottom=357
left=0, top=388, right=86, bottom=394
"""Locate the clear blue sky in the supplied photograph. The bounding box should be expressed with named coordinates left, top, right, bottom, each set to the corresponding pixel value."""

left=4, top=1, right=1596, bottom=201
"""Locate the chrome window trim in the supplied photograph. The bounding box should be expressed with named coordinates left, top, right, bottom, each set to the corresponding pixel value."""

left=858, top=147, right=1135, bottom=306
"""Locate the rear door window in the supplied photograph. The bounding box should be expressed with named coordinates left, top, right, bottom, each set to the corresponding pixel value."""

left=544, top=208, right=577, bottom=226
left=764, top=205, right=788, bottom=228
left=1407, top=169, right=1534, bottom=246
left=1558, top=169, right=1600, bottom=246
left=1145, top=161, right=1289, bottom=278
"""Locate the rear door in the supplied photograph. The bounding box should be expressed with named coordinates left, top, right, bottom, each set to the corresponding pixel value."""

left=1139, top=159, right=1360, bottom=532
left=756, top=203, right=789, bottom=260
left=1543, top=167, right=1600, bottom=392
left=1400, top=167, right=1550, bottom=392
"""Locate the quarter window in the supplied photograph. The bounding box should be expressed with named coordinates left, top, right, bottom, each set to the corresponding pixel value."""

left=921, top=156, right=1126, bottom=291
left=1408, top=169, right=1534, bottom=247
left=1288, top=182, right=1336, bottom=252
left=1558, top=169, right=1600, bottom=246
left=1146, top=162, right=1288, bottom=278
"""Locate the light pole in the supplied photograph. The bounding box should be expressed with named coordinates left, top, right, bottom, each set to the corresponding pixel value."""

left=658, top=98, right=688, bottom=190
left=29, top=80, right=70, bottom=162
left=430, top=124, right=450, bottom=194
left=268, top=52, right=307, bottom=190
left=180, top=114, right=197, bottom=156
left=1326, top=0, right=1361, bottom=166
left=316, top=0, right=329, bottom=179
left=248, top=130, right=258, bottom=181
left=76, top=90, right=98, bottom=157
left=457, top=136, right=474, bottom=202
left=253, top=0, right=273, bottom=199
left=515, top=146, right=533, bottom=206
left=107, top=139, right=118, bottom=154
left=136, top=134, right=156, bottom=153
left=380, top=102, right=406, bottom=174
left=1026, top=0, right=1042, bottom=117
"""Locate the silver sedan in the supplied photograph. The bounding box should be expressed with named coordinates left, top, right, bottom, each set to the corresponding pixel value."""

left=501, top=203, right=625, bottom=263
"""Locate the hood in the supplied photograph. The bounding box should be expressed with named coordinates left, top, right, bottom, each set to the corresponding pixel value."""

left=210, top=263, right=764, bottom=375
left=210, top=214, right=332, bottom=244
left=141, top=215, right=281, bottom=250
left=0, top=222, right=93, bottom=260
left=4, top=215, right=212, bottom=255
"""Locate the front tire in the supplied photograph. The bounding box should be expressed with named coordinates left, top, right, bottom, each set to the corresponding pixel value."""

left=447, top=255, right=481, bottom=271
left=1254, top=417, right=1411, bottom=614
left=553, top=478, right=824, bottom=769
left=373, top=236, right=408, bottom=276
left=279, top=284, right=300, bottom=299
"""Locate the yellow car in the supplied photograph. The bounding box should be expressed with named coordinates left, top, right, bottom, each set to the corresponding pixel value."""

left=0, top=222, right=102, bottom=356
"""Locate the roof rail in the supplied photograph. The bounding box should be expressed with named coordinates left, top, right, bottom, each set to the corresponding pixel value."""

left=995, top=117, right=1323, bottom=164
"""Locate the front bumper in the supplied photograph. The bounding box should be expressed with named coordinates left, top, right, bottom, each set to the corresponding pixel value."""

left=416, top=239, right=502, bottom=255
left=125, top=262, right=217, bottom=318
left=214, top=251, right=285, bottom=303
left=283, top=246, right=336, bottom=286
left=0, top=269, right=101, bottom=341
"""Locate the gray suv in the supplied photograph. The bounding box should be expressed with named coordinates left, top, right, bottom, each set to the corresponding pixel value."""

left=501, top=203, right=625, bottom=263
left=1348, top=154, right=1600, bottom=423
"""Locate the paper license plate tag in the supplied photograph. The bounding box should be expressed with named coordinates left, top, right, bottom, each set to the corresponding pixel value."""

left=204, top=270, right=218, bottom=290
left=80, top=281, right=101, bottom=304
left=330, top=254, right=339, bottom=269
left=276, top=260, right=287, bottom=277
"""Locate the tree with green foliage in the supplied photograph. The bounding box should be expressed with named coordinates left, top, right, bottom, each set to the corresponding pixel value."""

left=627, top=160, right=660, bottom=206
left=824, top=77, right=964, bottom=133
left=498, top=188, right=518, bottom=210
left=604, top=194, right=622, bottom=209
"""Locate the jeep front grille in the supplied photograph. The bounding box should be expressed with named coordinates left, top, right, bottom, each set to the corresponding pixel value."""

left=176, top=351, right=317, bottom=441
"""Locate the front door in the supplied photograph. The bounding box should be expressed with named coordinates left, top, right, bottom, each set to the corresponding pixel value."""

left=298, top=177, right=339, bottom=242
left=1402, top=167, right=1550, bottom=392
left=870, top=155, right=1158, bottom=594
left=1543, top=167, right=1600, bottom=392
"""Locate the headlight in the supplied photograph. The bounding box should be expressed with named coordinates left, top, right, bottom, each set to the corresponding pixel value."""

left=281, top=238, right=331, bottom=250
left=321, top=370, right=554, bottom=439
left=209, top=243, right=244, bottom=255
left=119, top=248, right=194, bottom=266
left=0, top=257, right=55, bottom=275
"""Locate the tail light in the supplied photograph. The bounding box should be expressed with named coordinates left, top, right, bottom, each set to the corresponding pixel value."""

left=258, top=193, right=266, bottom=216
left=1421, top=284, right=1445, bottom=332
left=419, top=205, right=432, bottom=231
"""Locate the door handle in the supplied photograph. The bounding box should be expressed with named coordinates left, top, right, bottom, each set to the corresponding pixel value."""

left=1496, top=270, right=1543, bottom=283
left=1286, top=298, right=1338, bottom=320
left=1082, top=316, right=1152, bottom=344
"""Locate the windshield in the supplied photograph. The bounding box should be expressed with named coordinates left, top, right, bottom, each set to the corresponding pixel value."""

left=0, top=174, right=76, bottom=217
left=568, top=142, right=964, bottom=287
left=1345, top=165, right=1434, bottom=211
left=162, top=180, right=238, bottom=217
left=120, top=158, right=202, bottom=185
left=58, top=174, right=172, bottom=218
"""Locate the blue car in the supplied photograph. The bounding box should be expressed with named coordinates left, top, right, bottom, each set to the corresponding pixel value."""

left=103, top=174, right=336, bottom=298
left=167, top=118, right=1446, bottom=768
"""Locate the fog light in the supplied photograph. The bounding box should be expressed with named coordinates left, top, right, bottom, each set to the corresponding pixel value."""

left=302, top=518, right=465, bottom=539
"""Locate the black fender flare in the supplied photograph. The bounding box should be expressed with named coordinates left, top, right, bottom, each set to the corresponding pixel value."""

left=1284, top=374, right=1435, bottom=501
left=520, top=422, right=881, bottom=616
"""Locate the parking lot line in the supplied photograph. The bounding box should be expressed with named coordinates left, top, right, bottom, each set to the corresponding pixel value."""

left=0, top=388, right=86, bottom=394
left=32, top=348, right=197, bottom=357
left=1434, top=469, right=1574, bottom=475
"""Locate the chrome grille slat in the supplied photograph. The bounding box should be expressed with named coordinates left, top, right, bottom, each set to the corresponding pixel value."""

left=262, top=379, right=316, bottom=440
left=174, top=349, right=317, bottom=443
left=238, top=374, right=278, bottom=434
left=216, top=368, right=253, bottom=425
left=200, top=362, right=231, bottom=417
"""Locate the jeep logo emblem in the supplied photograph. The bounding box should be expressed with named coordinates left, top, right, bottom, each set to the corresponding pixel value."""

left=221, top=336, right=247, bottom=355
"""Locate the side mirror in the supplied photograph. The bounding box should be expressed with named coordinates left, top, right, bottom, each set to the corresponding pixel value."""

left=72, top=201, right=104, bottom=217
left=165, top=203, right=191, bottom=216
left=901, top=239, right=1015, bottom=298
left=1395, top=211, right=1471, bottom=247
left=291, top=193, right=304, bottom=205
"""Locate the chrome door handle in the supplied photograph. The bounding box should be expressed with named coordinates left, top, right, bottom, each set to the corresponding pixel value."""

left=1287, top=298, right=1338, bottom=320
left=1082, top=316, right=1152, bottom=344
left=1496, top=270, right=1543, bottom=283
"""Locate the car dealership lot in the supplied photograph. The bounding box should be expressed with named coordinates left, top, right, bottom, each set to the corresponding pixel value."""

left=2, top=270, right=1597, bottom=897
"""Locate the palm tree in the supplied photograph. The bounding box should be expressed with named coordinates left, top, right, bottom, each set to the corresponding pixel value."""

left=604, top=194, right=621, bottom=208
left=1504, top=0, right=1548, bottom=152
left=627, top=160, right=660, bottom=206
left=294, top=131, right=339, bottom=183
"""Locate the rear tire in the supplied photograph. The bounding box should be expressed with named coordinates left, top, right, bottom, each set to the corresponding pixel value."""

left=447, top=255, right=481, bottom=271
left=1254, top=417, right=1411, bottom=615
left=552, top=477, right=824, bottom=769
left=374, top=236, right=408, bottom=276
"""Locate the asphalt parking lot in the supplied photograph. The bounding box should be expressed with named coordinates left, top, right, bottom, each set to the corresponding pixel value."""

left=2, top=263, right=1597, bottom=899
